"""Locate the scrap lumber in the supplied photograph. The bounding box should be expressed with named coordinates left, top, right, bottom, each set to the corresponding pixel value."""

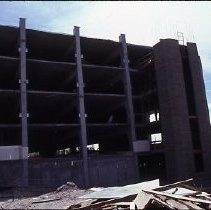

left=163, top=187, right=201, bottom=196
left=72, top=195, right=136, bottom=210
left=147, top=193, right=202, bottom=210
left=69, top=199, right=97, bottom=210
left=69, top=204, right=81, bottom=210
left=133, top=191, right=154, bottom=209
left=148, top=197, right=175, bottom=210
left=178, top=200, right=203, bottom=209
left=71, top=179, right=211, bottom=210
left=71, top=199, right=116, bottom=210
left=196, top=192, right=211, bottom=201
left=143, top=189, right=211, bottom=205
left=154, top=179, right=194, bottom=191
left=106, top=201, right=136, bottom=210
left=157, top=195, right=190, bottom=209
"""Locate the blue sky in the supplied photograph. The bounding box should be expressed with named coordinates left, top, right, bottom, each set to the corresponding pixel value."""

left=0, top=1, right=211, bottom=118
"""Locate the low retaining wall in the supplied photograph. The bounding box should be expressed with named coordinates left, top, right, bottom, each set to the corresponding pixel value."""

left=0, top=153, right=138, bottom=188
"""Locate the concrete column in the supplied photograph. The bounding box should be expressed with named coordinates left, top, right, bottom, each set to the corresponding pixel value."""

left=74, top=26, right=89, bottom=187
left=153, top=39, right=194, bottom=182
left=19, top=18, right=28, bottom=186
left=119, top=34, right=136, bottom=151
left=187, top=43, right=211, bottom=179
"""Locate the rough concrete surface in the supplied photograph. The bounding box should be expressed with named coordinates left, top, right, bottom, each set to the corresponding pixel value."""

left=0, top=182, right=91, bottom=209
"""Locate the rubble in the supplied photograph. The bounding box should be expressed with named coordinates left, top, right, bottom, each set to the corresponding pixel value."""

left=0, top=182, right=90, bottom=209
left=69, top=179, right=211, bottom=210
left=1, top=179, right=211, bottom=209
left=56, top=182, right=79, bottom=192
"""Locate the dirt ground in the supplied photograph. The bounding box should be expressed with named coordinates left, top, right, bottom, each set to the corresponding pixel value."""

left=0, top=182, right=91, bottom=209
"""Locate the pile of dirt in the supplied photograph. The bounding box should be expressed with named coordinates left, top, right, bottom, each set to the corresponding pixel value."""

left=0, top=182, right=91, bottom=209
left=56, top=182, right=78, bottom=192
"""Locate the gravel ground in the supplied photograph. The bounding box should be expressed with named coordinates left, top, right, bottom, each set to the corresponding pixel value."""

left=0, top=182, right=92, bottom=209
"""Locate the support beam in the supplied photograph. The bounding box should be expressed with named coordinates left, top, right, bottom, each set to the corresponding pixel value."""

left=19, top=18, right=28, bottom=148
left=74, top=26, right=89, bottom=187
left=19, top=18, right=28, bottom=187
left=119, top=34, right=136, bottom=151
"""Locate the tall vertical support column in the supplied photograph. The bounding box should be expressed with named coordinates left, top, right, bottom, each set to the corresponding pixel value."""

left=74, top=26, right=89, bottom=187
left=119, top=34, right=136, bottom=151
left=153, top=39, right=194, bottom=182
left=19, top=18, right=28, bottom=186
left=187, top=43, right=211, bottom=180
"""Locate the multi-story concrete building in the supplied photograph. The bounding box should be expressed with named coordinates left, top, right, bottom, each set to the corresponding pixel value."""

left=0, top=18, right=210, bottom=188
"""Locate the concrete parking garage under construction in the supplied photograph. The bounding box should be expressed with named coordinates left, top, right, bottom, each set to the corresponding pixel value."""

left=0, top=18, right=211, bottom=188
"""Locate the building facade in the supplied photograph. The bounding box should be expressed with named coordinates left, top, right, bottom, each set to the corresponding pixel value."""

left=0, top=19, right=210, bottom=188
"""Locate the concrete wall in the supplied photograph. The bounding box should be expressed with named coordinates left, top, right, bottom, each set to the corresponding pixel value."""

left=0, top=146, right=28, bottom=160
left=133, top=140, right=150, bottom=153
left=88, top=154, right=138, bottom=187
left=0, top=153, right=138, bottom=188
left=0, top=160, right=25, bottom=187
left=153, top=39, right=195, bottom=182
left=28, top=157, right=84, bottom=187
left=187, top=43, right=211, bottom=183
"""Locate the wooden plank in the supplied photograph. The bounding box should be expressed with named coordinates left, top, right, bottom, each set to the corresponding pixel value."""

left=196, top=194, right=211, bottom=201
left=157, top=195, right=189, bottom=209
left=149, top=197, right=175, bottom=210
left=163, top=187, right=199, bottom=196
left=73, top=199, right=116, bottom=210
left=158, top=193, right=203, bottom=209
left=133, top=191, right=154, bottom=210
left=69, top=199, right=97, bottom=210
left=154, top=179, right=194, bottom=191
left=115, top=201, right=136, bottom=210
left=179, top=200, right=203, bottom=209
left=144, top=189, right=211, bottom=205
left=74, top=195, right=135, bottom=210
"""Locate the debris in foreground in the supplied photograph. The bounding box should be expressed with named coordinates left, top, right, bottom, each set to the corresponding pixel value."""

left=69, top=179, right=211, bottom=210
left=1, top=179, right=211, bottom=209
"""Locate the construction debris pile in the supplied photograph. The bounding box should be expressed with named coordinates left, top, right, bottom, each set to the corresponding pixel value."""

left=70, top=179, right=211, bottom=210
left=1, top=179, right=211, bottom=209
